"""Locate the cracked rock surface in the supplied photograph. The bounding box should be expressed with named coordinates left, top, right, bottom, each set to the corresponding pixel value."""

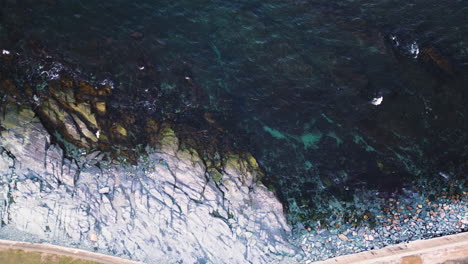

left=0, top=107, right=301, bottom=263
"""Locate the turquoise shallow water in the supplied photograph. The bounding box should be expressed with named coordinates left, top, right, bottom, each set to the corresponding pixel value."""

left=1, top=0, right=468, bottom=225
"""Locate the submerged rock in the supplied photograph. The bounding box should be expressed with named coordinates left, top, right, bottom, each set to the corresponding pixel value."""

left=0, top=105, right=301, bottom=263
left=130, top=32, right=144, bottom=40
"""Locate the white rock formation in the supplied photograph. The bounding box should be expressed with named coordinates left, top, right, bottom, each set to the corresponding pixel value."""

left=0, top=107, right=301, bottom=263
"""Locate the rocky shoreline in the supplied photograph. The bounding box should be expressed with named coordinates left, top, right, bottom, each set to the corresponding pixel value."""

left=0, top=54, right=303, bottom=263
left=1, top=39, right=467, bottom=264
left=295, top=187, right=467, bottom=262
left=1, top=94, right=466, bottom=264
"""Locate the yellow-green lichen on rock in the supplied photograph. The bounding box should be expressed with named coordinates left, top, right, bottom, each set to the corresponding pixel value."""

left=111, top=124, right=127, bottom=138
left=176, top=147, right=203, bottom=166
left=37, top=98, right=92, bottom=148
left=40, top=98, right=66, bottom=126
left=208, top=167, right=224, bottom=183
left=62, top=112, right=85, bottom=143
left=68, top=103, right=98, bottom=128
left=30, top=77, right=112, bottom=149
left=93, top=101, right=106, bottom=115
left=155, top=125, right=179, bottom=155
left=224, top=152, right=264, bottom=184
left=1, top=105, right=36, bottom=130
left=72, top=114, right=98, bottom=142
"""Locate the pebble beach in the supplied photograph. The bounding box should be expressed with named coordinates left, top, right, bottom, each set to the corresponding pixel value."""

left=293, top=186, right=467, bottom=262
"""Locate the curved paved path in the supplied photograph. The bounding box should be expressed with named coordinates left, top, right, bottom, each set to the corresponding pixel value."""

left=1, top=232, right=467, bottom=264
left=0, top=240, right=142, bottom=264
left=312, top=232, right=468, bottom=264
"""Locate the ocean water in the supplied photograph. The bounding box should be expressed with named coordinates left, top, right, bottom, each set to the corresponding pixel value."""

left=1, top=0, right=468, bottom=225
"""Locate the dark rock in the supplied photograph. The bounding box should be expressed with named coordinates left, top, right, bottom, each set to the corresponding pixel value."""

left=130, top=32, right=144, bottom=40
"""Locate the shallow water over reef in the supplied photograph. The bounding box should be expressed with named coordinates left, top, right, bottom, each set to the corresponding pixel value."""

left=1, top=0, right=468, bottom=226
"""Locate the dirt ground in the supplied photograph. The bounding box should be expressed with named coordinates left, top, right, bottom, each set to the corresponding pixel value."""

left=0, top=249, right=101, bottom=264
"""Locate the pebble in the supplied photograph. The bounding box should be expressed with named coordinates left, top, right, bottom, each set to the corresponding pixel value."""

left=338, top=234, right=349, bottom=241
left=89, top=233, right=98, bottom=242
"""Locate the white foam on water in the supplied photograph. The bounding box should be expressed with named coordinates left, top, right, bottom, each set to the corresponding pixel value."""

left=370, top=96, right=383, bottom=106
left=410, top=41, right=419, bottom=58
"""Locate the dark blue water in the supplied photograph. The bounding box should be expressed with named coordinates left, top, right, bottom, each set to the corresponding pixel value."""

left=1, top=0, right=468, bottom=225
